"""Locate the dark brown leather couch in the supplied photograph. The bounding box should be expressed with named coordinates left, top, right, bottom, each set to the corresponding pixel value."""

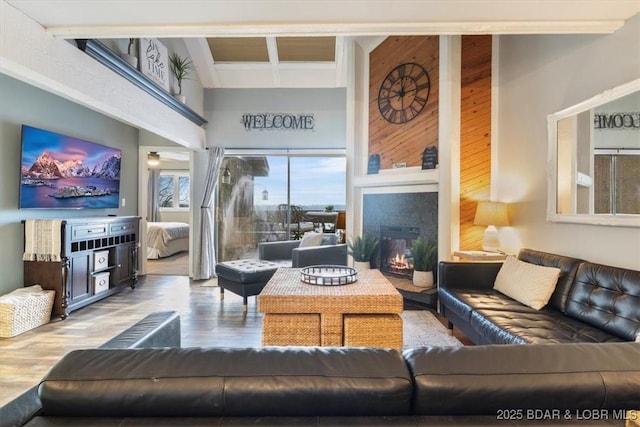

left=439, top=248, right=640, bottom=344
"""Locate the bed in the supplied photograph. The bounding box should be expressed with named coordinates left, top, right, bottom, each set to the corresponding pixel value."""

left=147, top=222, right=190, bottom=259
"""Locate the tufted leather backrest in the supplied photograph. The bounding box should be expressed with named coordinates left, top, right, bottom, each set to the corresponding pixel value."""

left=565, top=262, right=640, bottom=341
left=518, top=249, right=584, bottom=312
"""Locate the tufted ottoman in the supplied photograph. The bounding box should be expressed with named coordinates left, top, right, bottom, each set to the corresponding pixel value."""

left=216, top=260, right=279, bottom=311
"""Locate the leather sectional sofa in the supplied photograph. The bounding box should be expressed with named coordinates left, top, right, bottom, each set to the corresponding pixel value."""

left=16, top=342, right=640, bottom=426
left=439, top=248, right=640, bottom=344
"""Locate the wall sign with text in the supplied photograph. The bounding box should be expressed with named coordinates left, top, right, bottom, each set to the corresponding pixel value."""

left=594, top=112, right=640, bottom=130
left=241, top=113, right=315, bottom=131
left=139, top=38, right=170, bottom=92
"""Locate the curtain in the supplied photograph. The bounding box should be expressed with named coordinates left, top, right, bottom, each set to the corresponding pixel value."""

left=147, top=168, right=160, bottom=222
left=193, top=147, right=224, bottom=280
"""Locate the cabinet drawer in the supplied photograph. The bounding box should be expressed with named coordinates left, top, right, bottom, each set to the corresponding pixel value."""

left=110, top=222, right=135, bottom=235
left=93, top=272, right=110, bottom=294
left=94, top=250, right=110, bottom=271
left=71, top=224, right=107, bottom=240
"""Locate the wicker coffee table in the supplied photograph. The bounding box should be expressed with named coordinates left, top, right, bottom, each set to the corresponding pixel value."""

left=258, top=268, right=403, bottom=349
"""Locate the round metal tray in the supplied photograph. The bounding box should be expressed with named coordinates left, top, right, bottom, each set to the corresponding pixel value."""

left=300, top=265, right=358, bottom=286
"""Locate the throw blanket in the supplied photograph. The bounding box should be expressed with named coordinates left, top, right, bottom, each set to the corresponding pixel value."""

left=23, top=219, right=63, bottom=262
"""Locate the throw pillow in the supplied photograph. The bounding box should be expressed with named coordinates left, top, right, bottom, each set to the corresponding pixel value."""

left=493, top=256, right=561, bottom=310
left=299, top=231, right=324, bottom=248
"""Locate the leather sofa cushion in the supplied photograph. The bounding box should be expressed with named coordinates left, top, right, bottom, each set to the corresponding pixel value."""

left=403, top=342, right=640, bottom=415
left=470, top=308, right=624, bottom=344
left=39, top=347, right=413, bottom=418
left=518, top=249, right=584, bottom=313
left=566, top=262, right=640, bottom=341
left=439, top=288, right=541, bottom=324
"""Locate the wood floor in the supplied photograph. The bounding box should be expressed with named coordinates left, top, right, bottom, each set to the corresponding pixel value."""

left=0, top=274, right=469, bottom=407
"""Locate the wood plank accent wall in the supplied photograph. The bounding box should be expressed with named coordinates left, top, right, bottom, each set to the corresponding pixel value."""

left=369, top=36, right=439, bottom=169
left=459, top=35, right=492, bottom=250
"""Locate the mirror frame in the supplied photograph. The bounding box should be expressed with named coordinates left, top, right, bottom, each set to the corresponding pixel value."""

left=547, top=78, right=640, bottom=227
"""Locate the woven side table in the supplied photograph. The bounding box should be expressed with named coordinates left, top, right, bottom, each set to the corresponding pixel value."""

left=258, top=268, right=403, bottom=348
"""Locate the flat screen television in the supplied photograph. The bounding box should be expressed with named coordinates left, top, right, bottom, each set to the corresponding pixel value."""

left=19, top=125, right=122, bottom=209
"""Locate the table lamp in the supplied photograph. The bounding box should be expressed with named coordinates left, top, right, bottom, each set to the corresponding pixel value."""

left=473, top=201, right=510, bottom=252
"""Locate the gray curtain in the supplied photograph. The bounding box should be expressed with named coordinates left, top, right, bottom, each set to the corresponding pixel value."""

left=193, top=147, right=224, bottom=280
left=147, top=168, right=160, bottom=222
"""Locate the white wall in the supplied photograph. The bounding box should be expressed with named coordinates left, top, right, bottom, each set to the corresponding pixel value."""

left=204, top=88, right=346, bottom=149
left=496, top=14, right=640, bottom=270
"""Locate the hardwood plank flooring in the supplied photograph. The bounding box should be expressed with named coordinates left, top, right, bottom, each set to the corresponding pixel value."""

left=0, top=274, right=469, bottom=407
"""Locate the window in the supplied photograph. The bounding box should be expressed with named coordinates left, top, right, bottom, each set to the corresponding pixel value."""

left=594, top=151, right=640, bottom=215
left=217, top=151, right=346, bottom=261
left=159, top=171, right=190, bottom=209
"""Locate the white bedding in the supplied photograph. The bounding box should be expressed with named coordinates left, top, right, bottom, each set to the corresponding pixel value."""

left=147, top=222, right=190, bottom=259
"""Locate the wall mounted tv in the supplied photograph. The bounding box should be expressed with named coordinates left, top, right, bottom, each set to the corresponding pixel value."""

left=19, top=125, right=122, bottom=209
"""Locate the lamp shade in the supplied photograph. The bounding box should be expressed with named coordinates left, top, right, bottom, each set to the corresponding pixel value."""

left=473, top=201, right=510, bottom=227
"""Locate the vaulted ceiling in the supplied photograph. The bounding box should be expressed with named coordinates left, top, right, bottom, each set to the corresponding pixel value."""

left=5, top=0, right=639, bottom=89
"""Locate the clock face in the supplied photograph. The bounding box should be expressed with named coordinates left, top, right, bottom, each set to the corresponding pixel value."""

left=377, top=62, right=430, bottom=124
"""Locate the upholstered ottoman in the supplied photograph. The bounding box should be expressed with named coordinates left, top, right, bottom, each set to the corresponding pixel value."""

left=216, top=260, right=279, bottom=311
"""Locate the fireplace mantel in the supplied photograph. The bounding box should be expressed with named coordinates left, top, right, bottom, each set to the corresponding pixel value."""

left=353, top=167, right=439, bottom=188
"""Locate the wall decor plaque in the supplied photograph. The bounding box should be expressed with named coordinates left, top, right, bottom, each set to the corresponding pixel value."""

left=422, top=146, right=438, bottom=169
left=139, top=38, right=170, bottom=92
left=367, top=154, right=381, bottom=174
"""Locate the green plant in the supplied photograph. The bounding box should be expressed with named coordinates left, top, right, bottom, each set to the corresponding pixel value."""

left=410, top=237, right=437, bottom=271
left=169, top=53, right=192, bottom=95
left=347, top=233, right=379, bottom=262
left=324, top=205, right=334, bottom=212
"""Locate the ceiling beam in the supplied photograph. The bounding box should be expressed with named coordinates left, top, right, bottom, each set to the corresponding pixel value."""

left=266, top=37, right=280, bottom=87
left=184, top=37, right=220, bottom=88
left=44, top=20, right=628, bottom=39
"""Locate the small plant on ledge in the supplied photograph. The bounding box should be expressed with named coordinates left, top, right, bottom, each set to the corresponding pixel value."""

left=169, top=52, right=192, bottom=102
left=120, top=38, right=138, bottom=69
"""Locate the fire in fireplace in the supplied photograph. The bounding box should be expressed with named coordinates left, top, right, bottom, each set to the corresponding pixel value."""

left=379, top=226, right=420, bottom=278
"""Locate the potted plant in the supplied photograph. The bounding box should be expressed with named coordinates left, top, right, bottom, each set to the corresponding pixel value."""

left=120, top=38, right=138, bottom=69
left=169, top=52, right=192, bottom=103
left=410, top=237, right=437, bottom=288
left=347, top=233, right=379, bottom=271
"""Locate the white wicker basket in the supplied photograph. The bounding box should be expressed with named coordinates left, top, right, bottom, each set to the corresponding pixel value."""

left=0, top=285, right=55, bottom=338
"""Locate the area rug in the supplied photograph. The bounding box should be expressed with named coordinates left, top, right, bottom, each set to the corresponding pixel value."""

left=402, top=310, right=463, bottom=349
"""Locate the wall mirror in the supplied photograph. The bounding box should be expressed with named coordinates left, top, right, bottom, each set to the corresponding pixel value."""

left=547, top=78, right=640, bottom=227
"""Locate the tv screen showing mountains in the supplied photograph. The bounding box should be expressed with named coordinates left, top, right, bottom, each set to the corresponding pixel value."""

left=20, top=125, right=121, bottom=209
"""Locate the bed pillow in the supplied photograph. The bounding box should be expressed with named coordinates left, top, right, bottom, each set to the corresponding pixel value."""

left=299, top=231, right=324, bottom=248
left=493, top=256, right=561, bottom=310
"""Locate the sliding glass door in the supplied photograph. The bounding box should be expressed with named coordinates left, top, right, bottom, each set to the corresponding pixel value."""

left=217, top=151, right=345, bottom=262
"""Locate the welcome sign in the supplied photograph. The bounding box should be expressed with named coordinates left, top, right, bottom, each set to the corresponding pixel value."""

left=241, top=113, right=315, bottom=131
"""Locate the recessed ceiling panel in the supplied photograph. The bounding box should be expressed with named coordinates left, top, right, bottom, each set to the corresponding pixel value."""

left=276, top=37, right=335, bottom=62
left=207, top=37, right=269, bottom=62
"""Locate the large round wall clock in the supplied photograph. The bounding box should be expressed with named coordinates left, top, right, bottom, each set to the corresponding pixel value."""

left=377, top=62, right=431, bottom=124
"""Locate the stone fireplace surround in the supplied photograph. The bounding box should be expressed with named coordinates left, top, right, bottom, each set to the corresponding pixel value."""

left=362, top=192, right=438, bottom=276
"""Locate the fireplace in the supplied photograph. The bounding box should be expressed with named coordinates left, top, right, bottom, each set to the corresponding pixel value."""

left=379, top=226, right=420, bottom=278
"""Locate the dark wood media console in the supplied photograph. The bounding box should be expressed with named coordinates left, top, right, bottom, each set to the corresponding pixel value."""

left=23, top=216, right=140, bottom=319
